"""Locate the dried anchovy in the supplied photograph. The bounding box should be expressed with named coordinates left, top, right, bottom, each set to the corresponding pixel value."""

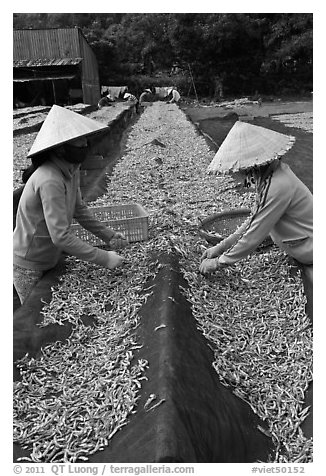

left=144, top=394, right=157, bottom=410
left=154, top=324, right=167, bottom=331
left=146, top=399, right=166, bottom=412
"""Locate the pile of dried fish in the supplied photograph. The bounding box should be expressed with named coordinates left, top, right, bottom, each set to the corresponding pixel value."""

left=14, top=102, right=312, bottom=462
left=271, top=112, right=313, bottom=133
left=91, top=102, right=312, bottom=462
left=14, top=323, right=148, bottom=462
left=215, top=97, right=261, bottom=108
left=179, top=249, right=312, bottom=463
left=14, top=248, right=154, bottom=462
left=13, top=132, right=37, bottom=190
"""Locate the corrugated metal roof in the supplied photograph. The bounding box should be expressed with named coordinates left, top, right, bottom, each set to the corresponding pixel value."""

left=14, top=74, right=76, bottom=82
left=13, top=29, right=81, bottom=61
left=13, top=58, right=83, bottom=68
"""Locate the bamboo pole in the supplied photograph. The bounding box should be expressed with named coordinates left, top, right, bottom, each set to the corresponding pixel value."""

left=52, top=80, right=57, bottom=105
left=188, top=63, right=199, bottom=102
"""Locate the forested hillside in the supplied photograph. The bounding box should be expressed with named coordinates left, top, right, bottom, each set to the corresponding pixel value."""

left=13, top=13, right=313, bottom=98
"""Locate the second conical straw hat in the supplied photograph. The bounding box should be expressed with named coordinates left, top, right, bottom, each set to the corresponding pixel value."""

left=28, top=105, right=109, bottom=157
left=207, top=121, right=295, bottom=174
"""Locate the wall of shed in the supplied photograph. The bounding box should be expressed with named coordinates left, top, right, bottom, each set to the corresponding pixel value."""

left=13, top=28, right=101, bottom=106
left=78, top=31, right=101, bottom=105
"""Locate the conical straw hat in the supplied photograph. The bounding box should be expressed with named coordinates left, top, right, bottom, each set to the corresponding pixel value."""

left=207, top=121, right=296, bottom=174
left=28, top=105, right=109, bottom=157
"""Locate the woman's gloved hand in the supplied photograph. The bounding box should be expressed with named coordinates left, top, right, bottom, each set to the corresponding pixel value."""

left=109, top=232, right=129, bottom=249
left=104, top=251, right=124, bottom=269
left=199, top=258, right=226, bottom=275
left=201, top=243, right=224, bottom=260
left=199, top=258, right=218, bottom=274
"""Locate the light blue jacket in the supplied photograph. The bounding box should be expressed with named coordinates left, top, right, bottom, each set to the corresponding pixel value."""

left=218, top=162, right=313, bottom=265
left=13, top=156, right=115, bottom=271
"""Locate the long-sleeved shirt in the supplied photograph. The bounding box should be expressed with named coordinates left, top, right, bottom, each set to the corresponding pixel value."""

left=139, top=91, right=152, bottom=104
left=124, top=93, right=138, bottom=102
left=98, top=96, right=114, bottom=108
left=13, top=156, right=115, bottom=271
left=217, top=162, right=313, bottom=266
left=168, top=90, right=181, bottom=103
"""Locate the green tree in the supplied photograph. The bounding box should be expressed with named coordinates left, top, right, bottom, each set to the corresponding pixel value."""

left=13, top=12, right=313, bottom=97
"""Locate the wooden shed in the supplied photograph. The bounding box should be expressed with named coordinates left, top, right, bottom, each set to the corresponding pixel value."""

left=13, top=27, right=101, bottom=107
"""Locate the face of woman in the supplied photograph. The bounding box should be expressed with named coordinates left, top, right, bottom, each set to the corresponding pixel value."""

left=64, top=137, right=89, bottom=164
left=240, top=168, right=257, bottom=189
left=69, top=137, right=88, bottom=147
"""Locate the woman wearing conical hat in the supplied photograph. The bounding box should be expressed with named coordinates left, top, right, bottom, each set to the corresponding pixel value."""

left=97, top=93, right=114, bottom=109
left=123, top=92, right=138, bottom=102
left=167, top=86, right=181, bottom=104
left=139, top=88, right=154, bottom=105
left=199, top=121, right=313, bottom=304
left=123, top=92, right=140, bottom=113
left=13, top=105, right=127, bottom=305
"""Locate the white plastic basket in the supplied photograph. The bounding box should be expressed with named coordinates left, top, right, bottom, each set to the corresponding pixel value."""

left=70, top=203, right=149, bottom=246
